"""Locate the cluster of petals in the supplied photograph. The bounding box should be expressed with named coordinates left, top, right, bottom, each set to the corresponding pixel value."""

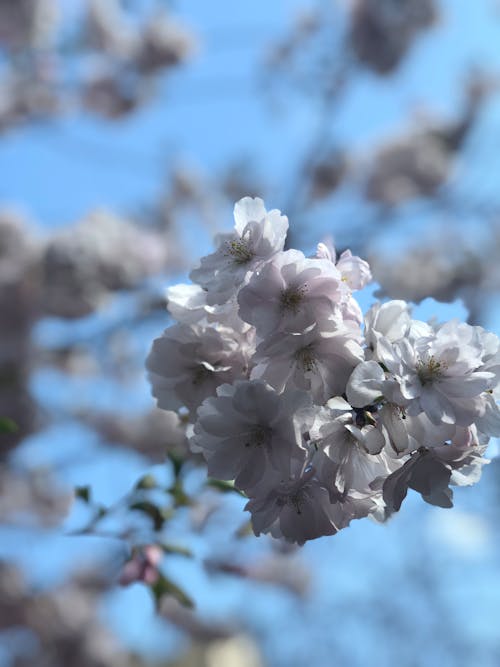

left=147, top=198, right=498, bottom=544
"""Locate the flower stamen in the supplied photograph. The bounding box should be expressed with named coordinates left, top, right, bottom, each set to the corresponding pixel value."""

left=416, top=355, right=447, bottom=385
left=279, top=284, right=308, bottom=314
left=294, top=343, right=317, bottom=373
left=225, top=236, right=254, bottom=265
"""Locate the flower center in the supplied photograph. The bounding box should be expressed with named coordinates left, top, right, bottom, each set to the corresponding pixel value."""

left=294, top=343, right=317, bottom=372
left=192, top=365, right=213, bottom=385
left=244, top=425, right=272, bottom=448
left=416, top=355, right=447, bottom=386
left=277, top=489, right=305, bottom=515
left=225, top=236, right=254, bottom=265
left=279, top=284, right=307, bottom=314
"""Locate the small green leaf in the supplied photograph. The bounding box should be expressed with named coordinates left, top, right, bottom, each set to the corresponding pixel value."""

left=135, top=474, right=157, bottom=490
left=235, top=519, right=254, bottom=538
left=207, top=478, right=246, bottom=496
left=160, top=543, right=193, bottom=558
left=168, top=481, right=191, bottom=508
left=130, top=501, right=168, bottom=531
left=75, top=485, right=91, bottom=503
left=0, top=417, right=18, bottom=434
left=95, top=505, right=108, bottom=520
left=151, top=573, right=193, bottom=609
left=167, top=452, right=184, bottom=479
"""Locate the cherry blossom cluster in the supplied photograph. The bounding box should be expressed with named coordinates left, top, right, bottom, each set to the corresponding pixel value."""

left=147, top=197, right=500, bottom=544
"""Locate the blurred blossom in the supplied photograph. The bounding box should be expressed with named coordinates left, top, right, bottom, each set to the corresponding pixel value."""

left=0, top=209, right=39, bottom=332
left=160, top=604, right=264, bottom=667
left=41, top=209, right=173, bottom=319
left=81, top=67, right=142, bottom=119
left=204, top=552, right=311, bottom=597
left=0, top=0, right=196, bottom=131
left=203, top=636, right=263, bottom=667
left=0, top=561, right=137, bottom=667
left=119, top=544, right=163, bottom=585
left=0, top=0, right=60, bottom=51
left=369, top=224, right=498, bottom=323
left=85, top=0, right=138, bottom=59
left=307, top=150, right=347, bottom=202
left=83, top=408, right=190, bottom=462
left=349, top=0, right=437, bottom=74
left=0, top=468, right=73, bottom=527
left=0, top=68, right=60, bottom=132
left=365, top=79, right=490, bottom=206
left=365, top=132, right=452, bottom=205
left=0, top=210, right=40, bottom=452
left=136, top=12, right=196, bottom=75
left=427, top=509, right=491, bottom=555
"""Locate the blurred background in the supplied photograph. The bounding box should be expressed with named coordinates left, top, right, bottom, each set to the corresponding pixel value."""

left=1, top=0, right=500, bottom=665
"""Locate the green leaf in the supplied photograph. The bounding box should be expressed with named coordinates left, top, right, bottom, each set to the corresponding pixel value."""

left=151, top=573, right=194, bottom=609
left=95, top=505, right=108, bottom=520
left=167, top=452, right=184, bottom=479
left=75, top=485, right=91, bottom=503
left=135, top=474, right=157, bottom=490
left=235, top=519, right=254, bottom=538
left=130, top=501, right=169, bottom=531
left=0, top=417, right=18, bottom=434
left=167, top=481, right=191, bottom=508
left=160, top=543, right=193, bottom=558
left=206, top=478, right=246, bottom=496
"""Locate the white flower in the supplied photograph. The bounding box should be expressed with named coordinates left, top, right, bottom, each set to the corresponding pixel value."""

left=191, top=380, right=313, bottom=492
left=252, top=320, right=364, bottom=404
left=237, top=249, right=342, bottom=335
left=166, top=282, right=251, bottom=334
left=364, top=300, right=412, bottom=357
left=245, top=465, right=347, bottom=545
left=316, top=241, right=372, bottom=290
left=146, top=323, right=247, bottom=413
left=190, top=197, right=288, bottom=305
left=350, top=320, right=500, bottom=432
left=449, top=425, right=490, bottom=487
left=335, top=249, right=372, bottom=291
left=381, top=435, right=490, bottom=517
left=346, top=359, right=387, bottom=407
left=146, top=196, right=500, bottom=542
left=310, top=403, right=397, bottom=495
left=315, top=240, right=371, bottom=323
left=378, top=403, right=455, bottom=456
left=381, top=447, right=454, bottom=516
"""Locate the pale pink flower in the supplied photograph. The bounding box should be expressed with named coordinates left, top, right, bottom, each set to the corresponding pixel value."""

left=147, top=323, right=248, bottom=413
left=191, top=380, right=313, bottom=492
left=252, top=320, right=363, bottom=404
left=119, top=545, right=163, bottom=586
left=190, top=197, right=288, bottom=305
left=237, top=249, right=343, bottom=335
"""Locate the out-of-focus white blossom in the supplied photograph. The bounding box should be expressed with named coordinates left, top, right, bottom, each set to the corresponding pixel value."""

left=136, top=12, right=196, bottom=74
left=42, top=209, right=173, bottom=318
left=349, top=0, right=437, bottom=75
left=0, top=0, right=59, bottom=51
